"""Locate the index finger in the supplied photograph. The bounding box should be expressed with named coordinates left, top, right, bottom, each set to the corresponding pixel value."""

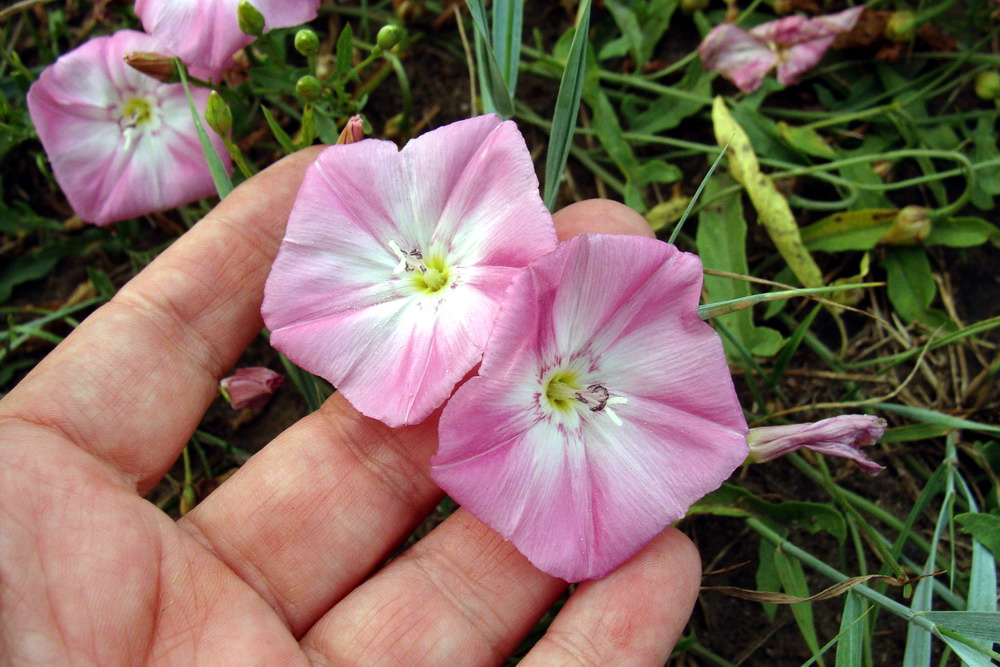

left=0, top=147, right=323, bottom=493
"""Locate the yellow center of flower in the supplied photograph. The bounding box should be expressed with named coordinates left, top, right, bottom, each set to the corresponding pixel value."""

left=410, top=253, right=450, bottom=294
left=120, top=97, right=153, bottom=128
left=544, top=370, right=583, bottom=414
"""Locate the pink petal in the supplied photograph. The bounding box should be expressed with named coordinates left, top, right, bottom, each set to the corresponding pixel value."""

left=432, top=234, right=748, bottom=581
left=135, top=0, right=320, bottom=77
left=262, top=116, right=557, bottom=426
left=26, top=31, right=231, bottom=226
left=698, top=23, right=777, bottom=94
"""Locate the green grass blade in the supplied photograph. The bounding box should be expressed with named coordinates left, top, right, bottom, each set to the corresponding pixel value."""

left=835, top=593, right=868, bottom=667
left=873, top=403, right=1000, bottom=436
left=774, top=548, right=823, bottom=662
left=465, top=0, right=514, bottom=117
left=542, top=0, right=592, bottom=211
left=697, top=283, right=883, bottom=320
left=492, top=0, right=523, bottom=95
left=176, top=60, right=233, bottom=199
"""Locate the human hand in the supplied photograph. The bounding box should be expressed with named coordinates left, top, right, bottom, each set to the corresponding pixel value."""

left=0, top=149, right=701, bottom=665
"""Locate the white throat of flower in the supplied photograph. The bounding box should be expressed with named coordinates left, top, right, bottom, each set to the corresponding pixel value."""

left=541, top=364, right=628, bottom=427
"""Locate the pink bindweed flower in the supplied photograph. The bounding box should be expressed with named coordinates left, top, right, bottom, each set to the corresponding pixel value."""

left=135, top=0, right=321, bottom=78
left=698, top=6, right=865, bottom=93
left=747, top=415, right=886, bottom=474
left=430, top=234, right=749, bottom=581
left=262, top=115, right=558, bottom=427
left=220, top=367, right=284, bottom=410
left=26, top=30, right=231, bottom=226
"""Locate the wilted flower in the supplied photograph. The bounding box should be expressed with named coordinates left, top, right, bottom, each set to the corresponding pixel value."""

left=430, top=234, right=749, bottom=581
left=220, top=367, right=284, bottom=409
left=26, top=30, right=231, bottom=226
left=698, top=6, right=865, bottom=93
left=747, top=414, right=886, bottom=474
left=262, top=115, right=558, bottom=427
left=135, top=0, right=321, bottom=78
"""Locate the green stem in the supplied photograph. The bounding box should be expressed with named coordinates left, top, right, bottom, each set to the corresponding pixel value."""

left=746, top=517, right=937, bottom=631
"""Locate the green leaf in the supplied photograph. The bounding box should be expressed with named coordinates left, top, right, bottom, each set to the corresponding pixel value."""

left=801, top=209, right=897, bottom=252
left=261, top=106, right=298, bottom=154
left=697, top=175, right=783, bottom=357
left=542, top=0, right=592, bottom=210
left=926, top=217, right=1000, bottom=248
left=774, top=549, right=822, bottom=659
left=882, top=247, right=952, bottom=329
left=690, top=483, right=846, bottom=541
left=312, top=109, right=340, bottom=144
left=778, top=121, right=837, bottom=159
left=334, top=23, right=354, bottom=81
left=835, top=593, right=867, bottom=667
left=636, top=159, right=681, bottom=185
left=86, top=267, right=115, bottom=299
left=756, top=542, right=782, bottom=621
left=491, top=0, right=524, bottom=95
left=955, top=513, right=1000, bottom=560
left=0, top=250, right=59, bottom=304
left=465, top=0, right=515, bottom=117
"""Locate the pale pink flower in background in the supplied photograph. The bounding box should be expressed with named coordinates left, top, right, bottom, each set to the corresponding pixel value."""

left=747, top=415, right=886, bottom=474
left=26, top=30, right=230, bottom=226
left=220, top=367, right=284, bottom=410
left=135, top=0, right=321, bottom=78
left=430, top=234, right=749, bottom=582
left=698, top=6, right=865, bottom=93
left=262, top=115, right=558, bottom=427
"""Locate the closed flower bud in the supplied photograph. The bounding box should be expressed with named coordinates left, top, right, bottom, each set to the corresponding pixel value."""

left=123, top=51, right=177, bottom=83
left=295, top=29, right=320, bottom=57
left=747, top=415, right=886, bottom=475
left=238, top=0, right=266, bottom=37
left=337, top=115, right=365, bottom=144
left=884, top=10, right=918, bottom=42
left=880, top=205, right=932, bottom=245
left=376, top=24, right=403, bottom=51
left=975, top=71, right=1000, bottom=101
left=220, top=367, right=284, bottom=410
left=296, top=74, right=323, bottom=101
left=205, top=91, right=233, bottom=137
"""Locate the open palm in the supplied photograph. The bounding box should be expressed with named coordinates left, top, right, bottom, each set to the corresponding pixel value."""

left=0, top=148, right=700, bottom=665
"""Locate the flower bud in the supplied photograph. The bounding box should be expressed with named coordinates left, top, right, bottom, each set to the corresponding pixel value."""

left=747, top=415, right=886, bottom=474
left=879, top=205, right=931, bottom=245
left=296, top=74, right=323, bottom=102
left=220, top=367, right=284, bottom=410
left=975, top=71, right=1000, bottom=101
left=238, top=0, right=266, bottom=37
left=123, top=51, right=177, bottom=83
left=295, top=29, right=320, bottom=57
left=376, top=24, right=403, bottom=51
left=337, top=115, right=365, bottom=144
left=884, top=10, right=918, bottom=42
left=205, top=91, right=233, bottom=137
